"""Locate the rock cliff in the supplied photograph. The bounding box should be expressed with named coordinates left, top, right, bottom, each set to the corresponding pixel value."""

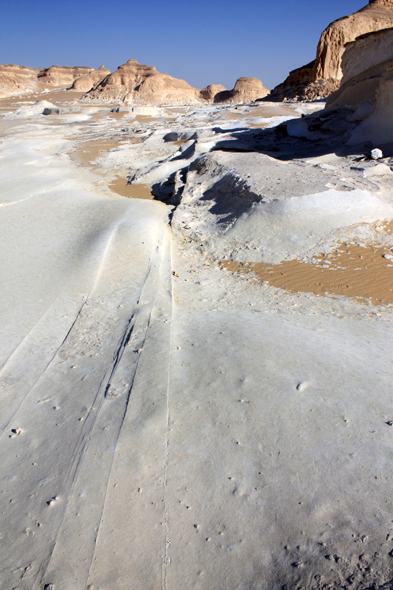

left=327, top=27, right=393, bottom=146
left=269, top=0, right=393, bottom=101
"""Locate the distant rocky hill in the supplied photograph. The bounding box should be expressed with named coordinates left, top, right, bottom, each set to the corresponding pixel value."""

left=0, top=58, right=268, bottom=104
left=0, top=64, right=100, bottom=97
left=268, top=0, right=393, bottom=101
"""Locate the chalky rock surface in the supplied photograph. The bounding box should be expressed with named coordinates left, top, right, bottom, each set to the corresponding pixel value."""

left=0, top=84, right=392, bottom=590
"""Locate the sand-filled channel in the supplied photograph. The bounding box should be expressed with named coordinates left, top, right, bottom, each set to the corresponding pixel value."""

left=222, top=240, right=393, bottom=304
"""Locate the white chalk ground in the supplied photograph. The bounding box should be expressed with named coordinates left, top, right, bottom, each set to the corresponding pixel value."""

left=0, top=93, right=392, bottom=590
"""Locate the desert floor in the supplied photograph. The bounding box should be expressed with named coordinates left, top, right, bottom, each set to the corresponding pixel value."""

left=0, top=90, right=392, bottom=590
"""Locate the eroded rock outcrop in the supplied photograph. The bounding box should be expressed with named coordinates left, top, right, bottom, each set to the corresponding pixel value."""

left=214, top=77, right=269, bottom=103
left=199, top=83, right=226, bottom=101
left=269, top=0, right=393, bottom=101
left=71, top=65, right=111, bottom=91
left=85, top=59, right=201, bottom=104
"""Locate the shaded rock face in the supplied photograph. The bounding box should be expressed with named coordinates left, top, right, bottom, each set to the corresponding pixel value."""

left=326, top=27, right=393, bottom=147
left=85, top=59, right=200, bottom=104
left=269, top=0, right=393, bottom=101
left=71, top=65, right=111, bottom=91
left=214, top=77, right=269, bottom=103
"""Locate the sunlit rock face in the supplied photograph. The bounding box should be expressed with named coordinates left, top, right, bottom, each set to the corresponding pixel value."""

left=269, top=0, right=393, bottom=101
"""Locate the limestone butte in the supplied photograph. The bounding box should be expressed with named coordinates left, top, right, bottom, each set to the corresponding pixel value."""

left=269, top=0, right=393, bottom=101
left=214, top=77, right=269, bottom=103
left=71, top=66, right=111, bottom=91
left=85, top=59, right=200, bottom=104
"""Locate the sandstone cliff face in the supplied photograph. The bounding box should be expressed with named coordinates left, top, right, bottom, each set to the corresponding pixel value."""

left=71, top=66, right=111, bottom=91
left=325, top=27, right=393, bottom=146
left=85, top=59, right=200, bottom=104
left=269, top=0, right=393, bottom=101
left=314, top=0, right=393, bottom=81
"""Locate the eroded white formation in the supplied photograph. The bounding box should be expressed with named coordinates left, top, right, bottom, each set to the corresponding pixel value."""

left=0, top=92, right=392, bottom=590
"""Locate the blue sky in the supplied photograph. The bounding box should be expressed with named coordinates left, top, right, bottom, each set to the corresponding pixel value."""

left=0, top=0, right=366, bottom=90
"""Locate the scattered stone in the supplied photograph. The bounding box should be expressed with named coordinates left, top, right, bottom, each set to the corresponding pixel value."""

left=371, top=148, right=383, bottom=160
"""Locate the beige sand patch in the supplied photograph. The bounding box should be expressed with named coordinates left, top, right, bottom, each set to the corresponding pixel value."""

left=222, top=232, right=393, bottom=305
left=108, top=178, right=153, bottom=200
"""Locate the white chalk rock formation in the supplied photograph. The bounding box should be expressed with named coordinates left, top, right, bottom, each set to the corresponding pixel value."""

left=71, top=65, right=111, bottom=92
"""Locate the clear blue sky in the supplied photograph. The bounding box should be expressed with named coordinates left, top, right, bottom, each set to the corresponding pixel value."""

left=0, top=0, right=366, bottom=90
